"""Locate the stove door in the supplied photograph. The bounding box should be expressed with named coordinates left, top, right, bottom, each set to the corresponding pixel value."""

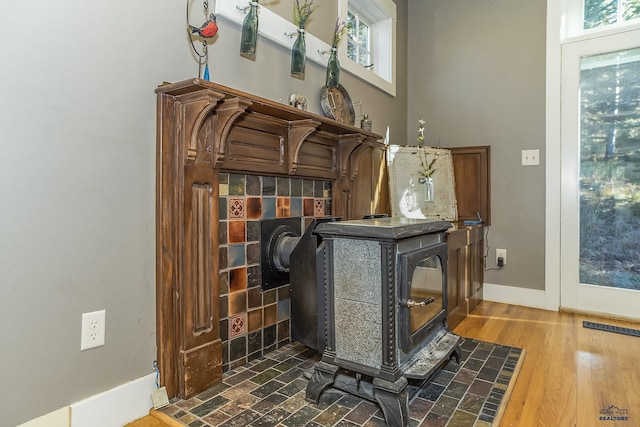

left=398, top=242, right=448, bottom=352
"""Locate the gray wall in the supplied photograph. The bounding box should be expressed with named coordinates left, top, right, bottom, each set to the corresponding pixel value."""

left=0, top=0, right=407, bottom=425
left=407, top=0, right=546, bottom=290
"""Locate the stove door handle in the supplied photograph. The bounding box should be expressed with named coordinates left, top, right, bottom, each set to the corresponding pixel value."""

left=401, top=297, right=435, bottom=308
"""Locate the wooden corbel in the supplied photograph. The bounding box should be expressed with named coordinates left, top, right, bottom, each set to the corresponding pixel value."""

left=181, top=91, right=226, bottom=161
left=338, top=134, right=366, bottom=178
left=211, top=97, right=253, bottom=168
left=348, top=137, right=380, bottom=181
left=287, top=119, right=321, bottom=175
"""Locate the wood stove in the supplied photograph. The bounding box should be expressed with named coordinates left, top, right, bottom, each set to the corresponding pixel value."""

left=305, top=217, right=461, bottom=427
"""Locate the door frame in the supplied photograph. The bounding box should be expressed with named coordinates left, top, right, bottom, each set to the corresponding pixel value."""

left=559, top=28, right=640, bottom=319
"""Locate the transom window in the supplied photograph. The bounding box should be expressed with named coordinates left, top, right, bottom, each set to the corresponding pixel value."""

left=584, top=0, right=640, bottom=29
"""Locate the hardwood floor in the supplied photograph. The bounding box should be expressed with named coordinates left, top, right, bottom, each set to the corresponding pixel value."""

left=454, top=301, right=640, bottom=427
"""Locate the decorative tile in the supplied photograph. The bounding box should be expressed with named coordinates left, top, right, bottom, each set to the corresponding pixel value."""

left=220, top=318, right=228, bottom=341
left=247, top=286, right=262, bottom=309
left=262, top=197, right=276, bottom=218
left=246, top=197, right=262, bottom=219
left=219, top=221, right=228, bottom=245
left=276, top=177, right=290, bottom=196
left=262, top=176, right=276, bottom=196
left=219, top=246, right=228, bottom=270
left=264, top=304, right=277, bottom=326
left=219, top=198, right=227, bottom=219
left=314, top=180, right=324, bottom=197
left=229, top=267, right=247, bottom=293
left=246, top=242, right=260, bottom=265
left=263, top=290, right=277, bottom=305
left=228, top=291, right=247, bottom=315
left=323, top=181, right=332, bottom=198
left=276, top=197, right=290, bottom=218
left=228, top=221, right=246, bottom=244
left=314, top=199, right=324, bottom=217
left=246, top=175, right=261, bottom=196
left=277, top=298, right=290, bottom=321
left=219, top=295, right=228, bottom=319
left=263, top=324, right=277, bottom=347
left=290, top=197, right=303, bottom=217
left=219, top=271, right=229, bottom=295
left=247, top=308, right=263, bottom=332
left=324, top=199, right=332, bottom=216
left=246, top=221, right=261, bottom=242
left=302, top=179, right=315, bottom=197
left=229, top=336, right=247, bottom=362
left=229, top=174, right=246, bottom=196
left=303, top=198, right=314, bottom=216
left=229, top=314, right=246, bottom=338
left=291, top=179, right=303, bottom=197
left=247, top=265, right=261, bottom=288
left=277, top=319, right=290, bottom=341
left=227, top=244, right=246, bottom=268
left=248, top=330, right=262, bottom=354
left=228, top=198, right=245, bottom=219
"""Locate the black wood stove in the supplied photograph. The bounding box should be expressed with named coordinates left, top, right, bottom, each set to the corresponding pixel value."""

left=303, top=217, right=461, bottom=427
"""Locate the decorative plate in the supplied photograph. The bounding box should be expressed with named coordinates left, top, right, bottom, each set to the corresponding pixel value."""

left=320, top=84, right=355, bottom=126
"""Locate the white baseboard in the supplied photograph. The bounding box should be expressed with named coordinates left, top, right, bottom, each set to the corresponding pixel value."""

left=483, top=282, right=550, bottom=310
left=70, top=372, right=156, bottom=427
left=16, top=407, right=70, bottom=427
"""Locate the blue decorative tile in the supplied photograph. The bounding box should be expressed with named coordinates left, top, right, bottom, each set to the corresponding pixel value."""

left=290, top=197, right=302, bottom=217
left=262, top=197, right=276, bottom=219
left=277, top=298, right=290, bottom=321
left=228, top=244, right=246, bottom=267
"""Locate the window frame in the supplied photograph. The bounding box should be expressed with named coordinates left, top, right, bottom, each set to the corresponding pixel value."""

left=338, top=0, right=397, bottom=96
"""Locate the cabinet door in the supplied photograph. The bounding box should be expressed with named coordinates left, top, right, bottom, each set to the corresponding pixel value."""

left=450, top=146, right=491, bottom=225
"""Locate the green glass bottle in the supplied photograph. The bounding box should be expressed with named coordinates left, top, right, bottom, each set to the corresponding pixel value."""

left=291, top=28, right=306, bottom=77
left=325, top=48, right=340, bottom=88
left=240, top=1, right=259, bottom=59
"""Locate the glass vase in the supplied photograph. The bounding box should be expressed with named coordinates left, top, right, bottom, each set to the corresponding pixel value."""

left=291, top=28, right=306, bottom=77
left=420, top=177, right=435, bottom=202
left=240, top=1, right=259, bottom=59
left=325, top=47, right=340, bottom=88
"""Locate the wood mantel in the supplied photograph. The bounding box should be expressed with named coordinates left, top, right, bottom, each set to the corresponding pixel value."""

left=156, top=79, right=385, bottom=399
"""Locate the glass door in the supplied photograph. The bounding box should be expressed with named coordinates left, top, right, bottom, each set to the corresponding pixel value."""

left=561, top=29, right=640, bottom=318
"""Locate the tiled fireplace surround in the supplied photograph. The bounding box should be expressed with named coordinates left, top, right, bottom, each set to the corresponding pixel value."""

left=218, top=172, right=333, bottom=373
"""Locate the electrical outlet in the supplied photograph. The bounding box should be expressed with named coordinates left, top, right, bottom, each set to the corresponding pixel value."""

left=496, top=249, right=507, bottom=265
left=521, top=149, right=540, bottom=166
left=81, top=310, right=106, bottom=350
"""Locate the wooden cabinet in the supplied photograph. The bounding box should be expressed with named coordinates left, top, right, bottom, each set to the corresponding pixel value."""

left=446, top=223, right=485, bottom=330
left=450, top=146, right=491, bottom=225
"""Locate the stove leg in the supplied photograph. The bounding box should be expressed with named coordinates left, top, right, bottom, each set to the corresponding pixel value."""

left=451, top=343, right=461, bottom=365
left=373, top=377, right=409, bottom=427
left=306, top=361, right=338, bottom=403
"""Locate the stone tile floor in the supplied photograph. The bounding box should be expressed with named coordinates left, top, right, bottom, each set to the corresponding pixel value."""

left=159, top=338, right=522, bottom=427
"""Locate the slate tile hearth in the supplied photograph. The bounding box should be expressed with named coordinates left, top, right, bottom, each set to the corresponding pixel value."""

left=159, top=338, right=523, bottom=427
